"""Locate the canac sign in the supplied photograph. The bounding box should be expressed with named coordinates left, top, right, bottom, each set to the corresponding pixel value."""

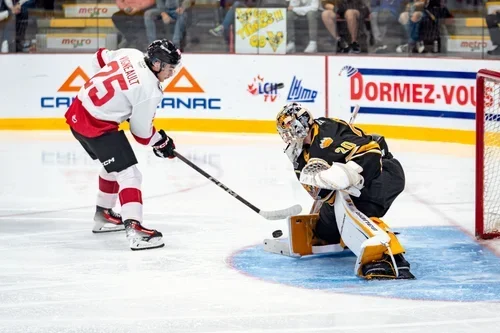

left=62, top=4, right=119, bottom=18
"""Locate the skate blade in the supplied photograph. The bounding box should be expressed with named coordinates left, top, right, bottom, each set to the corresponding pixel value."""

left=129, top=237, right=164, bottom=251
left=92, top=222, right=125, bottom=233
left=396, top=269, right=416, bottom=280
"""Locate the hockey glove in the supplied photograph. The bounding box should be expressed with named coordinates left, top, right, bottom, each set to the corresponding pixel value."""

left=152, top=129, right=176, bottom=159
left=300, top=161, right=364, bottom=197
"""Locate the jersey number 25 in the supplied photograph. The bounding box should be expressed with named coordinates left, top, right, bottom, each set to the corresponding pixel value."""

left=84, top=61, right=128, bottom=106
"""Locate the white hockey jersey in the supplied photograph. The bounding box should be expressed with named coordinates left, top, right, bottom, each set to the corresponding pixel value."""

left=65, top=48, right=163, bottom=145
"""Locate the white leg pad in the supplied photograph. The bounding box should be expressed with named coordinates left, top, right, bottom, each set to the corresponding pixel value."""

left=334, top=191, right=395, bottom=277
left=263, top=214, right=345, bottom=258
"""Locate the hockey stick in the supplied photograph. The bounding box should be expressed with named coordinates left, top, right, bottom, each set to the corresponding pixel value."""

left=349, top=104, right=360, bottom=126
left=262, top=83, right=285, bottom=94
left=173, top=151, right=302, bottom=220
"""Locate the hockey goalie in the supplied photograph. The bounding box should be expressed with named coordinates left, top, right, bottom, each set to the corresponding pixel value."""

left=268, top=102, right=415, bottom=280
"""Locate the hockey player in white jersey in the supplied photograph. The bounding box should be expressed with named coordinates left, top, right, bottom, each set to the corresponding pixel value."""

left=64, top=39, right=181, bottom=250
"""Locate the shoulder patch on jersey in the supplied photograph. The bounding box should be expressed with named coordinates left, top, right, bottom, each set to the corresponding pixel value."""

left=319, top=137, right=333, bottom=149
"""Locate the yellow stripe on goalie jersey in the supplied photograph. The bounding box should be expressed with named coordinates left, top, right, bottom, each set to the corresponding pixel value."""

left=356, top=141, right=380, bottom=154
left=349, top=149, right=382, bottom=161
left=310, top=123, right=320, bottom=143
left=331, top=118, right=364, bottom=137
left=301, top=124, right=320, bottom=164
left=347, top=141, right=381, bottom=160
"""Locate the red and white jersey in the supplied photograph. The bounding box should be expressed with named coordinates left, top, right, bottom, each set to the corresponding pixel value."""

left=65, top=48, right=163, bottom=145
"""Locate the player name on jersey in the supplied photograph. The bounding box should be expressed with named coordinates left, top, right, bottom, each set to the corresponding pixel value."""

left=119, top=56, right=140, bottom=86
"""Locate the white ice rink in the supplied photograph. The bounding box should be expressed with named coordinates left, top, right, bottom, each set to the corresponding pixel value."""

left=1, top=131, right=500, bottom=333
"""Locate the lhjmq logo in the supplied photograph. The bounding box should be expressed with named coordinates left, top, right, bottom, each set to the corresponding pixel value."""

left=287, top=76, right=317, bottom=103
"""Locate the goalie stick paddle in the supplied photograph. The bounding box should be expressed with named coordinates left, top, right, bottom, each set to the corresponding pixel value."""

left=173, top=151, right=302, bottom=220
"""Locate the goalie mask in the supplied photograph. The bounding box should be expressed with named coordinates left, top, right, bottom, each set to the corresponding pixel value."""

left=276, top=103, right=314, bottom=163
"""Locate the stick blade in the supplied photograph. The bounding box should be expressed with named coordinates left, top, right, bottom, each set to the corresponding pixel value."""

left=259, top=204, right=302, bottom=220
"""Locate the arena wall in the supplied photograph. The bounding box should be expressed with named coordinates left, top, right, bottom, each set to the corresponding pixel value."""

left=0, top=54, right=496, bottom=144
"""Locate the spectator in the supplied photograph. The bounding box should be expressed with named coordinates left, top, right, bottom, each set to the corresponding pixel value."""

left=13, top=0, right=35, bottom=52
left=286, top=0, right=320, bottom=53
left=335, top=0, right=370, bottom=53
left=321, top=0, right=349, bottom=52
left=144, top=0, right=191, bottom=48
left=113, top=0, right=156, bottom=49
left=486, top=9, right=500, bottom=56
left=39, top=0, right=55, bottom=18
left=396, top=0, right=426, bottom=53
left=370, top=0, right=405, bottom=53
left=208, top=0, right=252, bottom=39
left=0, top=0, right=14, bottom=53
left=419, top=0, right=453, bottom=53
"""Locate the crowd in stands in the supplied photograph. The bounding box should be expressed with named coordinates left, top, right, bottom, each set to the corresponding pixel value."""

left=0, top=0, right=499, bottom=56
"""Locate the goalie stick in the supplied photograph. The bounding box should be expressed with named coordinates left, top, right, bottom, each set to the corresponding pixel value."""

left=174, top=151, right=302, bottom=220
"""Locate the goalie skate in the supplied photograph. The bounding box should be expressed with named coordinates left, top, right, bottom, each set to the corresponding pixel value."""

left=92, top=206, right=125, bottom=233
left=124, top=220, right=164, bottom=251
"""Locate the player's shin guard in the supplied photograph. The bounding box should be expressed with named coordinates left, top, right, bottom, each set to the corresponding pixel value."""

left=96, top=168, right=119, bottom=209
left=93, top=169, right=124, bottom=233
left=116, top=165, right=164, bottom=250
left=124, top=219, right=164, bottom=251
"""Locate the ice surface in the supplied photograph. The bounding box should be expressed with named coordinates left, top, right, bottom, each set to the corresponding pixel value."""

left=0, top=131, right=499, bottom=333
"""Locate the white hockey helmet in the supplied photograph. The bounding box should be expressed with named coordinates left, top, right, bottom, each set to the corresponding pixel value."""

left=276, top=102, right=314, bottom=163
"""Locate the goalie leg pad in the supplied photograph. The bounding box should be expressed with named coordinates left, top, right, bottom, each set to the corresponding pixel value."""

left=289, top=214, right=344, bottom=256
left=370, top=217, right=406, bottom=255
left=333, top=191, right=414, bottom=278
left=263, top=214, right=345, bottom=257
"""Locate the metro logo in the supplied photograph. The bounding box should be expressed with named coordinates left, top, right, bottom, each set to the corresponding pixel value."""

left=339, top=66, right=477, bottom=119
left=460, top=41, right=488, bottom=49
left=61, top=39, right=93, bottom=48
left=78, top=7, right=109, bottom=16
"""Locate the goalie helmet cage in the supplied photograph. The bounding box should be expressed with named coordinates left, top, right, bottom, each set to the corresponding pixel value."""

left=476, top=69, right=500, bottom=239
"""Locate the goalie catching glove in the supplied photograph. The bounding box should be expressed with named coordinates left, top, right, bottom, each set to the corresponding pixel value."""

left=153, top=129, right=176, bottom=159
left=300, top=160, right=364, bottom=197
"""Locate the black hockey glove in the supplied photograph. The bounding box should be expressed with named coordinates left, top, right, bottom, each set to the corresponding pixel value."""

left=152, top=129, right=176, bottom=159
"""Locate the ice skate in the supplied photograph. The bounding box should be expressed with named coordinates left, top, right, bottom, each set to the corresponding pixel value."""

left=92, top=206, right=125, bottom=233
left=124, top=219, right=164, bottom=251
left=362, top=253, right=415, bottom=280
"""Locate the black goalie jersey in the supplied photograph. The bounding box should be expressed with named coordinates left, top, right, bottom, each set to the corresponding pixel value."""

left=295, top=117, right=383, bottom=201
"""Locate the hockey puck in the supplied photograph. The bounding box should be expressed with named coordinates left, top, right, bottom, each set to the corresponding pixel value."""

left=272, top=230, right=283, bottom=238
left=276, top=83, right=285, bottom=89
